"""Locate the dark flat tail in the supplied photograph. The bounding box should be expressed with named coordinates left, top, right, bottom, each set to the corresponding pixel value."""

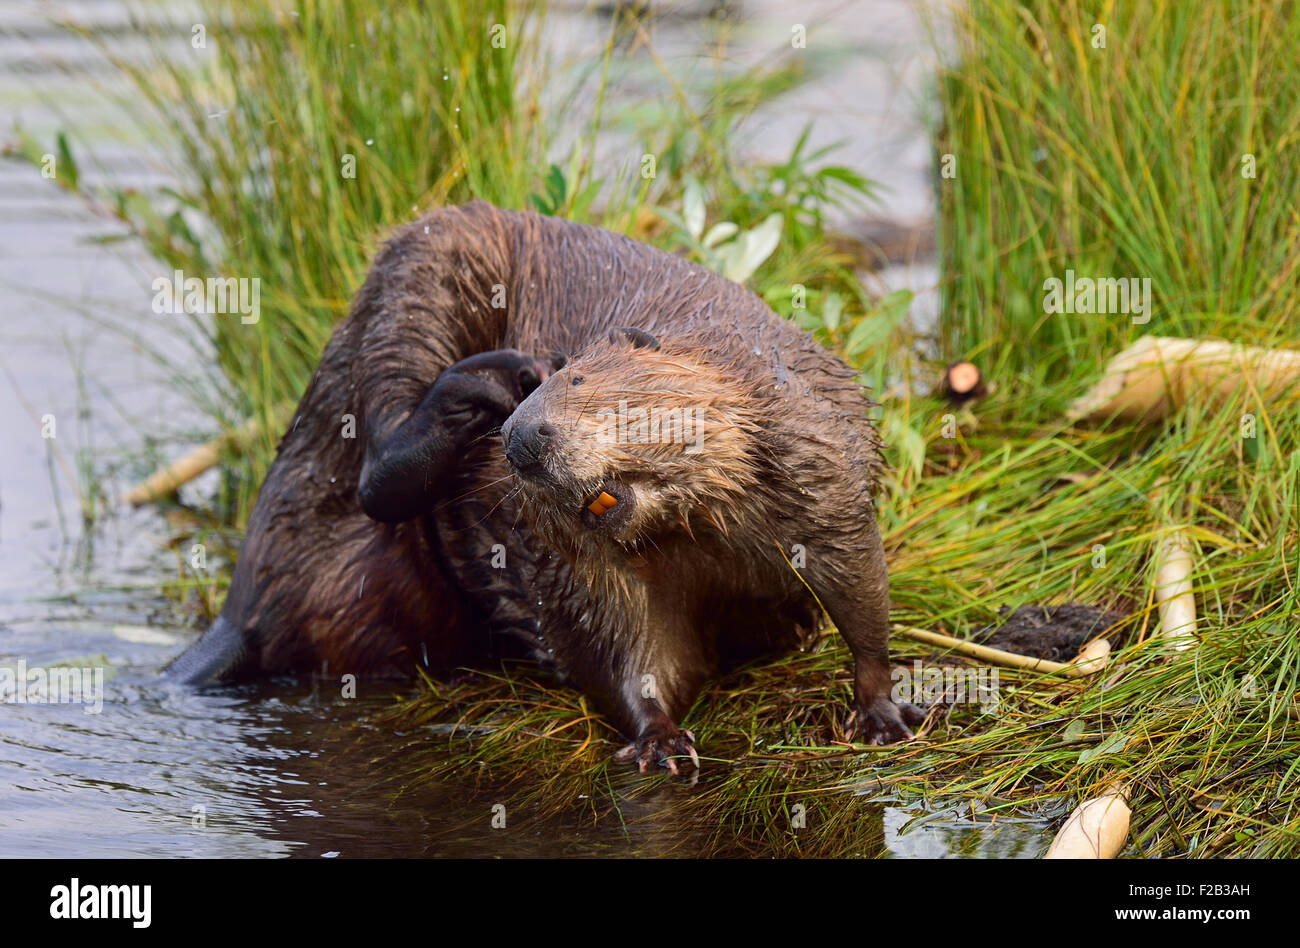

left=165, top=615, right=248, bottom=685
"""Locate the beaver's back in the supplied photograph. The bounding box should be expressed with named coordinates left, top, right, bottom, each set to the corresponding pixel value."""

left=498, top=208, right=882, bottom=489
left=175, top=201, right=881, bottom=683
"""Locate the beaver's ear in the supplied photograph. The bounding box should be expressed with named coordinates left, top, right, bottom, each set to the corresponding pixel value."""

left=609, top=326, right=660, bottom=350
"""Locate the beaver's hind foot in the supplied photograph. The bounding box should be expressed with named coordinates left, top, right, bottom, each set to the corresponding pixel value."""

left=358, top=348, right=554, bottom=523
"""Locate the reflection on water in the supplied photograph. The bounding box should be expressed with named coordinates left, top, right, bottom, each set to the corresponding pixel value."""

left=0, top=640, right=1055, bottom=858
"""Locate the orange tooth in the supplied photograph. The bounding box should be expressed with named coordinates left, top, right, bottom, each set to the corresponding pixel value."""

left=587, top=492, right=618, bottom=516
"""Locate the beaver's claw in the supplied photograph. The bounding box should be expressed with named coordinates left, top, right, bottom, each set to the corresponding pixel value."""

left=614, top=727, right=699, bottom=774
left=848, top=697, right=926, bottom=746
left=446, top=348, right=553, bottom=405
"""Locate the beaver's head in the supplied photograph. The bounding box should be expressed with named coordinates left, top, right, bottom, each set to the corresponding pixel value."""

left=502, top=326, right=763, bottom=545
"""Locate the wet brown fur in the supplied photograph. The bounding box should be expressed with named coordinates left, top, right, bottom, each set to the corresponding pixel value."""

left=171, top=201, right=901, bottom=747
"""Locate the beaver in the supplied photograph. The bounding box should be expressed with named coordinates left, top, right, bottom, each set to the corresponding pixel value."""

left=167, top=200, right=923, bottom=769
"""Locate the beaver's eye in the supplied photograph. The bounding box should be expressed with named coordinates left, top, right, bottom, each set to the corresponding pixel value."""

left=571, top=375, right=585, bottom=386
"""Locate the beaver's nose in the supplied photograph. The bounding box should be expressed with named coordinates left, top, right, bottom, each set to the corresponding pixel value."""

left=505, top=421, right=559, bottom=473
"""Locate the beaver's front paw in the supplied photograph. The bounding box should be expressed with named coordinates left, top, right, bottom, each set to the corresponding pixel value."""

left=614, top=727, right=699, bottom=774
left=848, top=697, right=926, bottom=746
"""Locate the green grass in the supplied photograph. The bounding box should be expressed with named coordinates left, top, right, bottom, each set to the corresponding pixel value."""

left=13, top=0, right=1300, bottom=856
left=81, top=0, right=547, bottom=519
left=936, top=0, right=1300, bottom=389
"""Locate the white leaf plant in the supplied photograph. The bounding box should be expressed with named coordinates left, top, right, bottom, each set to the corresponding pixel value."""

left=670, top=179, right=784, bottom=285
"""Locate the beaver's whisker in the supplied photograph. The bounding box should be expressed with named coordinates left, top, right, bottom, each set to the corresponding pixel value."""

left=464, top=427, right=505, bottom=450
left=431, top=472, right=518, bottom=513
left=462, top=484, right=522, bottom=530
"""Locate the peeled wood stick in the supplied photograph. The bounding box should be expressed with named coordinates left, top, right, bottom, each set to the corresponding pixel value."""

left=1045, top=784, right=1132, bottom=859
left=1068, top=335, right=1300, bottom=424
left=1154, top=532, right=1197, bottom=651
left=891, top=625, right=1106, bottom=677
left=123, top=405, right=291, bottom=506
left=1071, top=637, right=1111, bottom=675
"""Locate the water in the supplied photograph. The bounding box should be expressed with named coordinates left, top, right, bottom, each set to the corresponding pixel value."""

left=0, top=0, right=1049, bottom=858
